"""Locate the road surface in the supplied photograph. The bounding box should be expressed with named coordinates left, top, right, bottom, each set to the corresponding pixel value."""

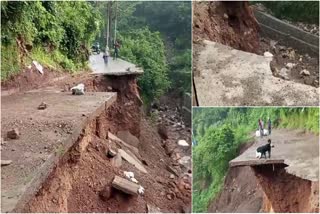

left=89, top=53, right=143, bottom=76
left=230, top=129, right=319, bottom=181
left=1, top=89, right=116, bottom=212
left=193, top=40, right=319, bottom=106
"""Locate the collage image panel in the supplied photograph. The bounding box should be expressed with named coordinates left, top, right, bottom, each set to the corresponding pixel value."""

left=1, top=1, right=192, bottom=213
left=192, top=1, right=319, bottom=106
left=192, top=107, right=319, bottom=213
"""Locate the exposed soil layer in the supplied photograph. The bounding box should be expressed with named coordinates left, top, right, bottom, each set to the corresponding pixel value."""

left=11, top=74, right=191, bottom=212
left=1, top=67, right=70, bottom=96
left=193, top=1, right=260, bottom=54
left=208, top=142, right=265, bottom=213
left=253, top=164, right=317, bottom=213
left=208, top=166, right=264, bottom=213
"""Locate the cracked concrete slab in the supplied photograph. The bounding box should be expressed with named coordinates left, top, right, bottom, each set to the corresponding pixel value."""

left=193, top=40, right=319, bottom=106
left=229, top=129, right=319, bottom=182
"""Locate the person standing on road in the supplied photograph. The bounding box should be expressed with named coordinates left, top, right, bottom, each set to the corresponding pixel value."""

left=258, top=118, right=263, bottom=138
left=268, top=118, right=272, bottom=135
left=103, top=47, right=109, bottom=64
left=114, top=40, right=120, bottom=60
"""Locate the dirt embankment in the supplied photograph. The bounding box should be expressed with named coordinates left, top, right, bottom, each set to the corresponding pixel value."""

left=9, top=73, right=191, bottom=212
left=253, top=164, right=319, bottom=213
left=209, top=160, right=318, bottom=213
left=193, top=1, right=260, bottom=54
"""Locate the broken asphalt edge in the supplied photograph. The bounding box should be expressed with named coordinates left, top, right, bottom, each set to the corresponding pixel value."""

left=12, top=93, right=117, bottom=212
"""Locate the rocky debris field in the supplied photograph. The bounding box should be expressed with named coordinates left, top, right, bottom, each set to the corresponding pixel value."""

left=258, top=37, right=319, bottom=88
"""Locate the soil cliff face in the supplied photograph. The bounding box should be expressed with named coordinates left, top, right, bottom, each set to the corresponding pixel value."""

left=193, top=1, right=260, bottom=53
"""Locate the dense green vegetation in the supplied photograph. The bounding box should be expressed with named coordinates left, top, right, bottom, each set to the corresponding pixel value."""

left=1, top=1, right=191, bottom=105
left=96, top=1, right=191, bottom=103
left=252, top=1, right=319, bottom=24
left=1, top=1, right=101, bottom=79
left=193, top=107, right=319, bottom=212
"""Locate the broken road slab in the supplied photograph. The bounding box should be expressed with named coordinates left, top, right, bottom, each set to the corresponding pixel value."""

left=118, top=149, right=147, bottom=173
left=89, top=54, right=143, bottom=76
left=193, top=40, right=319, bottom=106
left=229, top=129, right=319, bottom=182
left=1, top=90, right=117, bottom=213
left=112, top=175, right=140, bottom=196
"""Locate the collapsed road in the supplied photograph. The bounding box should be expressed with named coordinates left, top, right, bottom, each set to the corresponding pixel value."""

left=1, top=57, right=192, bottom=212
left=228, top=129, right=319, bottom=213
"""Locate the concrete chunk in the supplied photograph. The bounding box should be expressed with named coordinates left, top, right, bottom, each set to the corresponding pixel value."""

left=118, top=149, right=147, bottom=173
left=112, top=175, right=139, bottom=196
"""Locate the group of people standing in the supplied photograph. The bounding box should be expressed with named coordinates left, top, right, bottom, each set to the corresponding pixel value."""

left=258, top=118, right=272, bottom=137
left=103, top=40, right=121, bottom=64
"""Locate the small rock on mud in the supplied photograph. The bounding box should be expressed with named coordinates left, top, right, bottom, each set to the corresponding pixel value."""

left=38, top=102, right=47, bottom=110
left=7, top=128, right=20, bottom=139
left=300, top=69, right=310, bottom=76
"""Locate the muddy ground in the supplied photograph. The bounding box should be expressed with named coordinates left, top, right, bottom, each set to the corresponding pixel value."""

left=1, top=69, right=191, bottom=212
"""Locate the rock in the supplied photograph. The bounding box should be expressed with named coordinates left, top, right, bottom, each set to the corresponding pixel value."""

left=279, top=68, right=289, bottom=80
left=116, top=130, right=139, bottom=148
left=288, top=49, right=296, bottom=60
left=107, top=86, right=112, bottom=91
left=112, top=176, right=140, bottom=196
left=147, top=204, right=161, bottom=213
left=111, top=153, right=122, bottom=167
left=156, top=176, right=166, bottom=184
left=285, top=63, right=295, bottom=69
left=158, top=124, right=168, bottom=140
left=166, top=192, right=175, bottom=200
left=170, top=174, right=175, bottom=179
left=178, top=156, right=191, bottom=167
left=184, top=183, right=191, bottom=190
left=1, top=160, right=12, bottom=166
left=223, top=13, right=228, bottom=19
left=99, top=186, right=112, bottom=201
left=300, top=69, right=310, bottom=76
left=107, top=147, right=117, bottom=157
left=263, top=51, right=273, bottom=58
left=7, top=128, right=20, bottom=139
left=38, top=102, right=47, bottom=110
left=177, top=140, right=189, bottom=147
